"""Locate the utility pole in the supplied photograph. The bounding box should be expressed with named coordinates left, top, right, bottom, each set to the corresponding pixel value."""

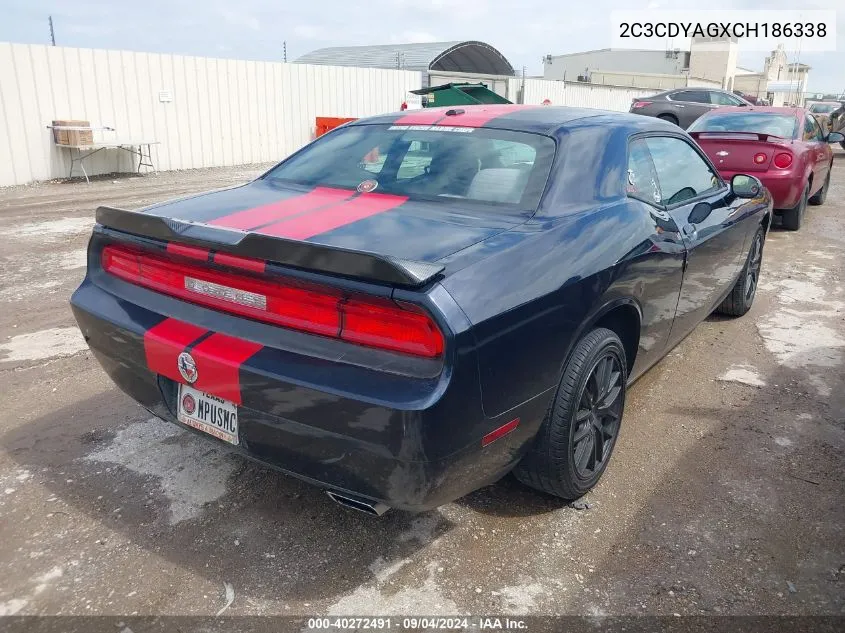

left=48, top=15, right=56, bottom=46
left=283, top=41, right=287, bottom=63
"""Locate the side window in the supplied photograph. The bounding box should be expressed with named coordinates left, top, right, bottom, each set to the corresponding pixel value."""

left=709, top=91, right=738, bottom=106
left=672, top=90, right=707, bottom=103
left=807, top=115, right=824, bottom=141
left=359, top=142, right=389, bottom=175
left=803, top=116, right=820, bottom=141
left=644, top=137, right=721, bottom=205
left=489, top=139, right=537, bottom=168
left=627, top=138, right=662, bottom=205
left=396, top=140, right=433, bottom=179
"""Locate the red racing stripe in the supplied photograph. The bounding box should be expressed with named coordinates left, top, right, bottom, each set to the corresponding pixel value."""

left=189, top=333, right=263, bottom=405
left=144, top=318, right=208, bottom=384
left=167, top=243, right=210, bottom=262
left=207, top=187, right=354, bottom=231
left=212, top=251, right=267, bottom=274
left=258, top=193, right=409, bottom=240
left=444, top=104, right=540, bottom=128
left=393, top=108, right=451, bottom=125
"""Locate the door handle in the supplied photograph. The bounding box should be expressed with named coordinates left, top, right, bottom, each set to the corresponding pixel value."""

left=682, top=223, right=698, bottom=240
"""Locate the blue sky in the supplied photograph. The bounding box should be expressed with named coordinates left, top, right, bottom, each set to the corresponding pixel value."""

left=2, top=0, right=843, bottom=93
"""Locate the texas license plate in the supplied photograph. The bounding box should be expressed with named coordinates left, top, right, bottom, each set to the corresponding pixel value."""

left=177, top=384, right=239, bottom=445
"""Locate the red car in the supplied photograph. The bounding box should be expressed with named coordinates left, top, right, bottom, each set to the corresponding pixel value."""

left=688, top=107, right=843, bottom=230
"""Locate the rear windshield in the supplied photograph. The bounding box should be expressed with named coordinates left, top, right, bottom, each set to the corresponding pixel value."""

left=264, top=124, right=556, bottom=212
left=809, top=103, right=838, bottom=114
left=688, top=112, right=797, bottom=138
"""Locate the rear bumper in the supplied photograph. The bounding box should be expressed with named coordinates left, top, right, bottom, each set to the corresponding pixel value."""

left=719, top=169, right=803, bottom=210
left=71, top=278, right=548, bottom=511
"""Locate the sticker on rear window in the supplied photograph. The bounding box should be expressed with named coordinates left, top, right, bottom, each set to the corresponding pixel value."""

left=388, top=125, right=474, bottom=133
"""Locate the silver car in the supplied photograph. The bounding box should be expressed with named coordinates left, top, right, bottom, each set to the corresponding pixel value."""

left=630, top=88, right=752, bottom=129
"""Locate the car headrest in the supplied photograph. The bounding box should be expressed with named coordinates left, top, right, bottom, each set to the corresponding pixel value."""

left=467, top=168, right=524, bottom=204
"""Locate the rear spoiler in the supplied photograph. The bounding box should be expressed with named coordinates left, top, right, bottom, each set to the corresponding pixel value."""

left=688, top=131, right=788, bottom=143
left=94, top=206, right=445, bottom=288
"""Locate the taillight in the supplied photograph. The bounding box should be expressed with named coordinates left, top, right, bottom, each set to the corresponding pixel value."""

left=773, top=152, right=793, bottom=169
left=342, top=297, right=443, bottom=357
left=101, top=245, right=444, bottom=358
left=753, top=152, right=767, bottom=164
left=631, top=101, right=651, bottom=109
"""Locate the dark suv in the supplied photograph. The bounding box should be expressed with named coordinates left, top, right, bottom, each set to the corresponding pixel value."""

left=630, top=88, right=751, bottom=129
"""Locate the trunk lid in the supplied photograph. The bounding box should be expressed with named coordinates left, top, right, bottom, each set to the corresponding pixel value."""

left=689, top=132, right=791, bottom=173
left=142, top=179, right=523, bottom=266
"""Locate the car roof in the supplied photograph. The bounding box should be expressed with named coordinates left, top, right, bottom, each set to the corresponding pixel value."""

left=353, top=104, right=675, bottom=135
left=653, top=87, right=731, bottom=97
left=699, top=106, right=802, bottom=116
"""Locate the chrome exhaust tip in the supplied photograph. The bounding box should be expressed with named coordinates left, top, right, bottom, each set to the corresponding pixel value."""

left=326, top=491, right=390, bottom=516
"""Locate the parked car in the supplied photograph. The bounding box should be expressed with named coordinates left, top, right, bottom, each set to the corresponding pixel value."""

left=807, top=101, right=843, bottom=134
left=71, top=105, right=772, bottom=514
left=733, top=90, right=766, bottom=106
left=828, top=102, right=845, bottom=149
left=688, top=107, right=844, bottom=230
left=630, top=88, right=753, bottom=128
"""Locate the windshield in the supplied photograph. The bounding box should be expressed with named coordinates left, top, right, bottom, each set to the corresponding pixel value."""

left=689, top=112, right=797, bottom=138
left=809, top=103, right=838, bottom=114
left=264, top=124, right=556, bottom=212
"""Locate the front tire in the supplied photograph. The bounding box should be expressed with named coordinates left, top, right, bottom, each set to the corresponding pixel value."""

left=514, top=328, right=627, bottom=500
left=781, top=183, right=808, bottom=231
left=716, top=226, right=765, bottom=317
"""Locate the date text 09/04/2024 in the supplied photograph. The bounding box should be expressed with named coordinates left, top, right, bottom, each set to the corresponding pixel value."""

left=306, top=617, right=528, bottom=630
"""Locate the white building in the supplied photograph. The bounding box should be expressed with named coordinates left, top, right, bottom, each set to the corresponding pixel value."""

left=542, top=37, right=810, bottom=100
left=542, top=48, right=691, bottom=82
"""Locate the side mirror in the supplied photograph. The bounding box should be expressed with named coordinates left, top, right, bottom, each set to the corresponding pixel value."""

left=731, top=174, right=763, bottom=199
left=827, top=132, right=844, bottom=143
left=731, top=174, right=763, bottom=198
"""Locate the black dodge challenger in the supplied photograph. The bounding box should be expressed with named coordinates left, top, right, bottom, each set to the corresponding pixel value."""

left=71, top=105, right=772, bottom=514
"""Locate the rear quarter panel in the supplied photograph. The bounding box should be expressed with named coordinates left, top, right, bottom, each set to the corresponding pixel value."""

left=441, top=119, right=685, bottom=417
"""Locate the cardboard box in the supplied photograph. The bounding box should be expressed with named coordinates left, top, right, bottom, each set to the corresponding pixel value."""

left=52, top=120, right=94, bottom=146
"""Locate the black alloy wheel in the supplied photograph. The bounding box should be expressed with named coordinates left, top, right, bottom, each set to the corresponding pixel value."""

left=514, top=327, right=628, bottom=500
left=571, top=353, right=624, bottom=479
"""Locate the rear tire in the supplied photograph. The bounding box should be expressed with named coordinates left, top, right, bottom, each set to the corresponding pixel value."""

left=657, top=113, right=679, bottom=126
left=514, top=328, right=627, bottom=500
left=716, top=226, right=765, bottom=317
left=809, top=169, right=831, bottom=206
left=781, top=183, right=808, bottom=231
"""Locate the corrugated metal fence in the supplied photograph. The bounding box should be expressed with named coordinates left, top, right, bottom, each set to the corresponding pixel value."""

left=0, top=43, right=421, bottom=187
left=514, top=78, right=659, bottom=110
left=1, top=42, right=665, bottom=187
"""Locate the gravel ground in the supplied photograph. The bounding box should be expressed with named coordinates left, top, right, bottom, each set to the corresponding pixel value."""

left=0, top=155, right=843, bottom=620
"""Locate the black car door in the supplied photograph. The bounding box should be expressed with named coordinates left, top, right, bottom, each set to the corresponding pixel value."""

left=667, top=90, right=712, bottom=128
left=641, top=135, right=749, bottom=346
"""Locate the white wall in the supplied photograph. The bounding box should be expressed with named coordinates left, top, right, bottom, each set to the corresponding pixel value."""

left=514, top=78, right=658, bottom=111
left=543, top=50, right=688, bottom=81
left=0, top=43, right=421, bottom=187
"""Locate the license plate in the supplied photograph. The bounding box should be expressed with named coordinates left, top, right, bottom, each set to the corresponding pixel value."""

left=177, top=384, right=239, bottom=445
